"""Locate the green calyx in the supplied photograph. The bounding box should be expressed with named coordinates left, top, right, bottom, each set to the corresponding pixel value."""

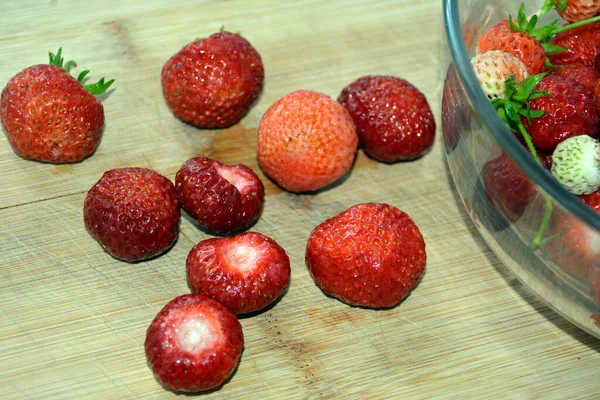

left=540, top=0, right=567, bottom=18
left=508, top=4, right=565, bottom=56
left=48, top=48, right=115, bottom=95
left=491, top=73, right=555, bottom=250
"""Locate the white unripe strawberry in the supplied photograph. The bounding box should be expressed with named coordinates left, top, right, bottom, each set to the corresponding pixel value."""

left=471, top=50, right=529, bottom=99
left=551, top=135, right=600, bottom=195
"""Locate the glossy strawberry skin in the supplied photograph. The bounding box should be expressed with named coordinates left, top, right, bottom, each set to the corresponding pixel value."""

left=257, top=90, right=358, bottom=193
left=175, top=157, right=264, bottom=234
left=338, top=75, right=436, bottom=162
left=481, top=153, right=537, bottom=223
left=161, top=31, right=264, bottom=129
left=549, top=64, right=600, bottom=91
left=477, top=19, right=546, bottom=74
left=144, top=294, right=244, bottom=393
left=186, top=232, right=291, bottom=315
left=523, top=75, right=599, bottom=153
left=84, top=168, right=180, bottom=262
left=306, top=203, right=426, bottom=309
left=549, top=21, right=600, bottom=68
left=1, top=64, right=104, bottom=163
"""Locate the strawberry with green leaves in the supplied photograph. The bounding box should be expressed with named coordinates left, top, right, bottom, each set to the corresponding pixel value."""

left=1, top=48, right=114, bottom=163
left=542, top=0, right=600, bottom=23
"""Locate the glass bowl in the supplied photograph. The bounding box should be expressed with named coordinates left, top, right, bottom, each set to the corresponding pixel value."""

left=441, top=0, right=600, bottom=338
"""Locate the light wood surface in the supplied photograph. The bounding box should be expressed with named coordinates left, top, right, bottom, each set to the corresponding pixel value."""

left=1, top=1, right=599, bottom=399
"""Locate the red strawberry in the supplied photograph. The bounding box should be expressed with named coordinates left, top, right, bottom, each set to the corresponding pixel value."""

left=523, top=74, right=598, bottom=153
left=161, top=31, right=264, bottom=129
left=481, top=153, right=537, bottom=223
left=257, top=90, right=358, bottom=193
left=548, top=21, right=600, bottom=67
left=305, top=202, right=426, bottom=308
left=144, top=294, right=244, bottom=393
left=1, top=48, right=113, bottom=163
left=555, top=0, right=600, bottom=23
left=580, top=190, right=600, bottom=211
left=84, top=167, right=180, bottom=262
left=548, top=64, right=600, bottom=91
left=175, top=157, right=264, bottom=234
left=337, top=75, right=436, bottom=162
left=186, top=232, right=291, bottom=314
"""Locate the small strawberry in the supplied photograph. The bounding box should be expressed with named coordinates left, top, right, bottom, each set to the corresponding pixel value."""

left=551, top=135, right=600, bottom=195
left=1, top=48, right=114, bottom=163
left=543, top=0, right=600, bottom=23
left=144, top=294, right=244, bottom=393
left=579, top=189, right=600, bottom=211
left=524, top=74, right=598, bottom=153
left=161, top=31, right=264, bottom=129
left=470, top=50, right=529, bottom=99
left=83, top=167, right=180, bottom=262
left=337, top=75, right=436, bottom=162
left=186, top=232, right=291, bottom=315
left=305, top=203, right=426, bottom=309
left=175, top=157, right=264, bottom=234
left=548, top=63, right=600, bottom=91
left=257, top=90, right=358, bottom=193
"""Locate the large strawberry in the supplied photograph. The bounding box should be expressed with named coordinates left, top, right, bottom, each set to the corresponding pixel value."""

left=84, top=167, right=180, bottom=262
left=257, top=90, right=358, bottom=193
left=523, top=74, right=598, bottom=153
left=144, top=294, right=244, bottom=393
left=548, top=63, right=600, bottom=91
left=175, top=157, right=264, bottom=234
left=1, top=48, right=113, bottom=163
left=161, top=31, right=264, bottom=129
left=548, top=21, right=600, bottom=67
left=306, top=203, right=426, bottom=308
left=186, top=232, right=291, bottom=315
left=337, top=75, right=436, bottom=162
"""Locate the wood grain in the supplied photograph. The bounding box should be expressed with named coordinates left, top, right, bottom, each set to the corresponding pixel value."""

left=1, top=1, right=599, bottom=399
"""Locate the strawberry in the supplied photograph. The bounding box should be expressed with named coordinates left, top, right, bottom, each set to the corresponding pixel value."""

left=175, top=157, right=264, bottom=234
left=548, top=21, right=600, bottom=67
left=579, top=189, right=600, bottom=211
left=186, top=232, right=291, bottom=315
left=548, top=63, right=600, bottom=91
left=1, top=48, right=113, bottom=163
left=470, top=50, right=529, bottom=99
left=144, top=294, right=244, bottom=393
left=83, top=167, right=180, bottom=262
left=551, top=135, right=600, bottom=194
left=161, top=31, right=264, bottom=129
left=337, top=75, right=436, bottom=162
left=257, top=90, right=358, bottom=193
left=305, top=202, right=426, bottom=308
left=481, top=152, right=538, bottom=223
left=552, top=0, right=600, bottom=23
left=523, top=74, right=598, bottom=153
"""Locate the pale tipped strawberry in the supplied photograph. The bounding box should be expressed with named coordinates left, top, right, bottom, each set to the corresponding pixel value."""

left=175, top=157, right=264, bottom=234
left=1, top=48, right=114, bottom=163
left=470, top=50, right=529, bottom=99
left=551, top=135, right=600, bottom=195
left=144, top=294, right=244, bottom=393
left=186, top=232, right=291, bottom=315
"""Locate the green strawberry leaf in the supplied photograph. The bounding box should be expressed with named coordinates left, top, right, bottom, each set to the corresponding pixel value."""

left=47, top=48, right=115, bottom=96
left=84, top=77, right=115, bottom=95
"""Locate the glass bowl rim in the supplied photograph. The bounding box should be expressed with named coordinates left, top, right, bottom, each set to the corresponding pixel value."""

left=442, top=0, right=600, bottom=232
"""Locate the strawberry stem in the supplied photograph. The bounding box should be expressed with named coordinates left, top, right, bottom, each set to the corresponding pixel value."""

left=553, top=15, right=600, bottom=34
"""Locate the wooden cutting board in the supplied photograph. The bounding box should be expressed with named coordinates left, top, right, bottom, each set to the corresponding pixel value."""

left=1, top=1, right=599, bottom=398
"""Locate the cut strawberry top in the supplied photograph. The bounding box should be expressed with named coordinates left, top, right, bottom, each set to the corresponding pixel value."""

left=222, top=240, right=265, bottom=274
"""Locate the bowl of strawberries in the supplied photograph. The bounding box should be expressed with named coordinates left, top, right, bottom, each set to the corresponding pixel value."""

left=442, top=0, right=600, bottom=338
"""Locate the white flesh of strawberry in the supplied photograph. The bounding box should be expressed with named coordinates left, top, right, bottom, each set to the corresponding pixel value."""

left=222, top=237, right=270, bottom=274
left=551, top=135, right=600, bottom=195
left=176, top=317, right=215, bottom=353
left=217, top=165, right=254, bottom=195
left=471, top=50, right=529, bottom=99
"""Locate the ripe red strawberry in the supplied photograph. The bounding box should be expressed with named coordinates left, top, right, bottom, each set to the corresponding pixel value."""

left=257, top=90, right=358, bottom=193
left=548, top=21, right=600, bottom=67
left=144, top=294, right=244, bottom=393
left=305, top=203, right=426, bottom=308
left=161, top=31, right=264, bottom=129
left=1, top=48, right=113, bottom=163
left=175, top=157, right=264, bottom=234
left=555, top=0, right=600, bottom=23
left=84, top=167, right=180, bottom=262
left=548, top=64, right=600, bottom=91
left=579, top=190, right=600, bottom=211
left=186, top=232, right=291, bottom=315
left=337, top=75, right=436, bottom=162
left=481, top=153, right=537, bottom=223
left=523, top=74, right=598, bottom=153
